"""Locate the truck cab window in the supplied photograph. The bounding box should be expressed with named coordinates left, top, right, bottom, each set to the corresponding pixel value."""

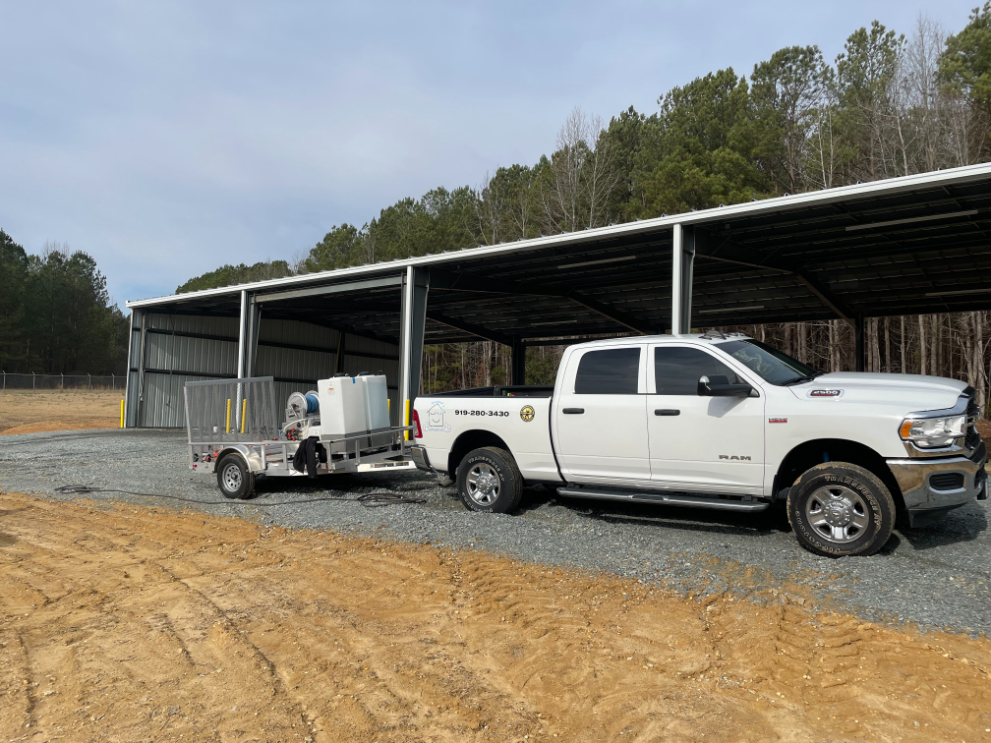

left=574, top=348, right=641, bottom=394
left=654, top=347, right=742, bottom=395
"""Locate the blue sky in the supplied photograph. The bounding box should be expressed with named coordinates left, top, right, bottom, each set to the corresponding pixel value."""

left=0, top=1, right=977, bottom=307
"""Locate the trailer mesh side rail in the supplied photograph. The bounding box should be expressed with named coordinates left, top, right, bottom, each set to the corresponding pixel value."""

left=183, top=376, right=280, bottom=444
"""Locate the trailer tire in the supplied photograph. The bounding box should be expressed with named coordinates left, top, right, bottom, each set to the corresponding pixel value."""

left=787, top=462, right=895, bottom=557
left=217, top=453, right=255, bottom=500
left=457, top=447, right=524, bottom=514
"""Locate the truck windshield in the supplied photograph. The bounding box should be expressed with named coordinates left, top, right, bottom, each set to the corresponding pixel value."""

left=717, top=339, right=820, bottom=386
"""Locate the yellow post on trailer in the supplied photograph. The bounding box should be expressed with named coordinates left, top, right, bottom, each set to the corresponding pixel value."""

left=240, top=398, right=247, bottom=434
left=225, top=398, right=231, bottom=433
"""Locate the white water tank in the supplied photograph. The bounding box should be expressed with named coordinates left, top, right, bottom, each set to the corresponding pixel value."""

left=316, top=374, right=367, bottom=450
left=358, top=373, right=389, bottom=429
left=357, top=373, right=390, bottom=446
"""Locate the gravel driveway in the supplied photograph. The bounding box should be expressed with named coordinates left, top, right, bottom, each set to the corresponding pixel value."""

left=2, top=428, right=988, bottom=635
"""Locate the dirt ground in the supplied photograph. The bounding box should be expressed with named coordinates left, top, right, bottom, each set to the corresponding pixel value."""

left=0, top=390, right=122, bottom=435
left=1, top=493, right=990, bottom=743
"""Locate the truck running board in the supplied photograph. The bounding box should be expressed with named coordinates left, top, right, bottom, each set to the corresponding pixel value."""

left=556, top=488, right=770, bottom=512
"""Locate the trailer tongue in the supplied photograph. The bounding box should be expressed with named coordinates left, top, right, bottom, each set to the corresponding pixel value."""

left=184, top=375, right=416, bottom=499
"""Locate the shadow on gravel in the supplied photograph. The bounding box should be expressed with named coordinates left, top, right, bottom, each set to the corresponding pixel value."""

left=893, top=502, right=988, bottom=552
left=247, top=470, right=449, bottom=500
left=541, top=493, right=793, bottom=537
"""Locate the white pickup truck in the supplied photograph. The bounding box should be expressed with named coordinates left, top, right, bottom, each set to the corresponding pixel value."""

left=410, top=331, right=987, bottom=557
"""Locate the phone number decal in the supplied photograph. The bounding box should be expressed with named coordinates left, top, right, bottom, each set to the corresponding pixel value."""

left=454, top=410, right=510, bottom=417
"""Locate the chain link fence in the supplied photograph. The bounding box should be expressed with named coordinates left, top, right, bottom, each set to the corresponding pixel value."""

left=1, top=372, right=124, bottom=391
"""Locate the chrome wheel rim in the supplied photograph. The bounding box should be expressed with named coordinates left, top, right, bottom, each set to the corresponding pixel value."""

left=806, top=485, right=870, bottom=544
left=222, top=463, right=243, bottom=493
left=466, top=463, right=500, bottom=506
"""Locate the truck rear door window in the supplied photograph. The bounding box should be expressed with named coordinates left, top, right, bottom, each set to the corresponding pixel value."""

left=574, top=348, right=641, bottom=394
left=654, top=347, right=742, bottom=395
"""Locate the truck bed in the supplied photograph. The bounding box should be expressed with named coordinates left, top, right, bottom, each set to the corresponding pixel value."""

left=414, top=392, right=558, bottom=481
left=429, top=385, right=554, bottom=398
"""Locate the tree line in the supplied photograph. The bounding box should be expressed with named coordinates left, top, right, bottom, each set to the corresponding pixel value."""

left=172, top=10, right=991, bottom=410
left=0, top=230, right=129, bottom=375
left=178, top=10, right=990, bottom=287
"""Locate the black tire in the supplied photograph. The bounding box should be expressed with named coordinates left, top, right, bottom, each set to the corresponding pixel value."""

left=216, top=453, right=255, bottom=500
left=456, top=446, right=524, bottom=513
left=787, top=462, right=896, bottom=557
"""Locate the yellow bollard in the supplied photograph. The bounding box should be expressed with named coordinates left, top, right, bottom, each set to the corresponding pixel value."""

left=240, top=398, right=247, bottom=434
left=120, top=399, right=124, bottom=429
left=404, top=399, right=410, bottom=441
left=225, top=398, right=231, bottom=433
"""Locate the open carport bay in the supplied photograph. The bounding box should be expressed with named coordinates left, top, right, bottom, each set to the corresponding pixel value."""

left=1, top=428, right=989, bottom=636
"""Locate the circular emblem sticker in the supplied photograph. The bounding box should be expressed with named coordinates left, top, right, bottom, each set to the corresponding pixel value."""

left=520, top=405, right=535, bottom=422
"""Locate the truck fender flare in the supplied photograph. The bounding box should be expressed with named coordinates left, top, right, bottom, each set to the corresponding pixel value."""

left=773, top=438, right=903, bottom=509
left=448, top=430, right=513, bottom=476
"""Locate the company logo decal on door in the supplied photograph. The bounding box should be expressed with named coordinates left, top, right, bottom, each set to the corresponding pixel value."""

left=520, top=405, right=535, bottom=422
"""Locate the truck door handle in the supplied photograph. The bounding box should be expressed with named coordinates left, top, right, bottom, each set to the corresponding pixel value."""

left=655, top=409, right=680, bottom=416
left=562, top=408, right=585, bottom=415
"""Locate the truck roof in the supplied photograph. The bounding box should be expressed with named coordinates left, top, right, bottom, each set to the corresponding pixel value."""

left=577, top=332, right=754, bottom=348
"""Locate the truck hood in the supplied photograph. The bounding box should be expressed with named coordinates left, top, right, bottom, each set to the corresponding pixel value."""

left=786, top=372, right=967, bottom=412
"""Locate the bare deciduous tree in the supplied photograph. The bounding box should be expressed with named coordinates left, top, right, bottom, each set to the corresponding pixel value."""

left=542, top=107, right=621, bottom=233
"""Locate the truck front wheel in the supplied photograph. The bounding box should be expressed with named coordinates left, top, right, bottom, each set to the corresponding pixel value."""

left=457, top=447, right=524, bottom=514
left=787, top=462, right=895, bottom=557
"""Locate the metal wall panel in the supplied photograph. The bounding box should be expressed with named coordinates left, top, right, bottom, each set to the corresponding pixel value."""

left=346, top=334, right=400, bottom=359
left=131, top=312, right=403, bottom=429
left=126, top=370, right=140, bottom=427
left=258, top=318, right=338, bottom=348
left=129, top=328, right=142, bottom=369
left=144, top=313, right=239, bottom=337
left=254, top=345, right=336, bottom=383
left=141, top=372, right=217, bottom=428
left=340, top=355, right=399, bottom=378
left=144, top=333, right=238, bottom=376
left=133, top=313, right=239, bottom=428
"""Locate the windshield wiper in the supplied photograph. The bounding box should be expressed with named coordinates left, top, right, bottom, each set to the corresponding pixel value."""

left=780, top=370, right=824, bottom=386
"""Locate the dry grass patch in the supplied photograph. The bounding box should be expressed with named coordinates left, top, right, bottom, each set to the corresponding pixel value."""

left=0, top=389, right=122, bottom=434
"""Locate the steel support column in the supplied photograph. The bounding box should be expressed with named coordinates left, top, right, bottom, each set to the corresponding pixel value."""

left=854, top=314, right=866, bottom=372
left=124, top=309, right=143, bottom=428
left=244, top=300, right=261, bottom=377
left=671, top=224, right=696, bottom=335
left=511, top=336, right=526, bottom=386
left=399, top=266, right=430, bottom=431
left=237, top=290, right=250, bottom=378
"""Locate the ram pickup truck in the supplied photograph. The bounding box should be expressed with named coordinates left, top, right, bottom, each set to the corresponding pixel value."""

left=410, top=332, right=987, bottom=556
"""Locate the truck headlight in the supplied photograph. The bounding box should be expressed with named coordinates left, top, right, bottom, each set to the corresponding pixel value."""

left=899, top=415, right=966, bottom=449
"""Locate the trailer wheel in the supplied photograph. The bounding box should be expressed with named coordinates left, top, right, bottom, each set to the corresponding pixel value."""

left=787, top=462, right=895, bottom=557
left=457, top=447, right=524, bottom=514
left=217, top=454, right=255, bottom=500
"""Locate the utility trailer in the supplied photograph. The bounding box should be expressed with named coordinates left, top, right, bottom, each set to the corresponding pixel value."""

left=184, top=376, right=416, bottom=499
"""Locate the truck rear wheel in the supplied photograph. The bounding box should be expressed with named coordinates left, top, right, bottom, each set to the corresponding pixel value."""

left=217, top=453, right=255, bottom=500
left=787, top=462, right=895, bottom=557
left=457, top=447, right=524, bottom=514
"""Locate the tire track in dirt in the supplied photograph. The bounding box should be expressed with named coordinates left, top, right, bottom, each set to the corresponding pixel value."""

left=2, top=492, right=991, bottom=742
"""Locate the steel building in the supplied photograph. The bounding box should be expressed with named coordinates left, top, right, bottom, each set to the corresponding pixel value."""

left=125, top=163, right=991, bottom=428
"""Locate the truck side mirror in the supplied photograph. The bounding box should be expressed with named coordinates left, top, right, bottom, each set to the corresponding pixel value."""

left=698, top=375, right=754, bottom=397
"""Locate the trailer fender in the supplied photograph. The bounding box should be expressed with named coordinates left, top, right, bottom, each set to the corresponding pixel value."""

left=213, top=445, right=266, bottom=474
